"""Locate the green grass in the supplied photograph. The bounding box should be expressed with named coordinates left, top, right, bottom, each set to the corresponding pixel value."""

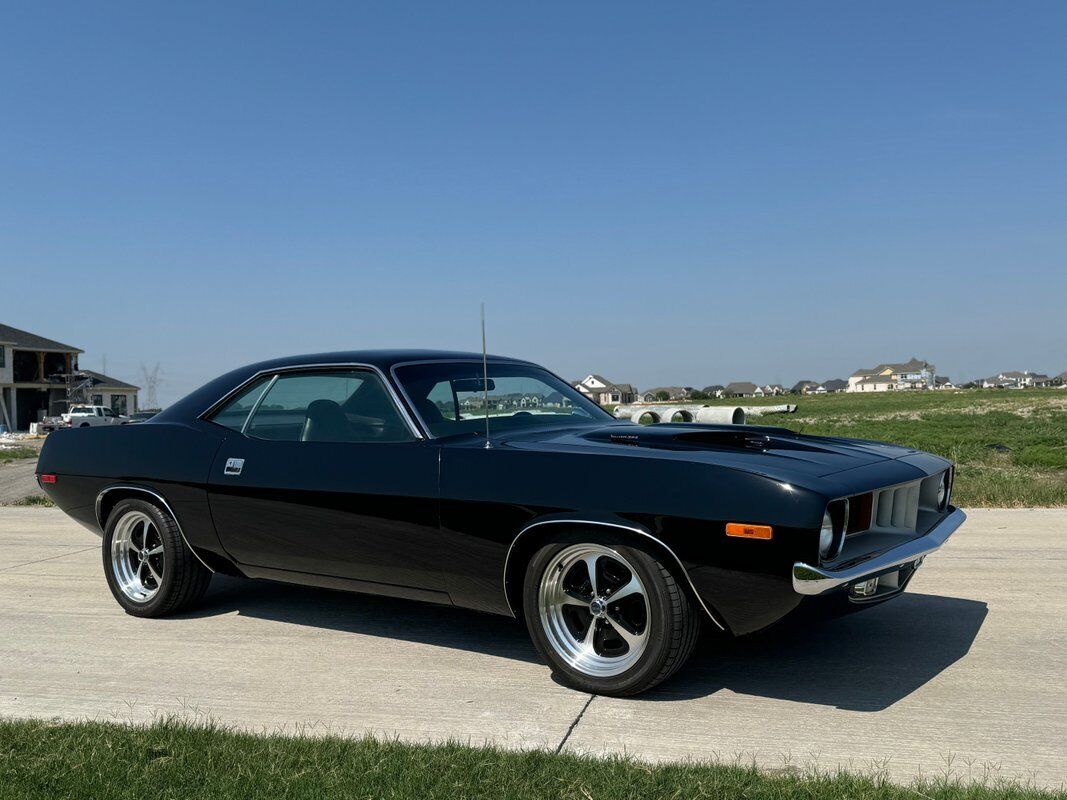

left=624, top=389, right=1067, bottom=507
left=0, top=719, right=1059, bottom=800
left=10, top=495, right=54, bottom=507
left=0, top=446, right=37, bottom=463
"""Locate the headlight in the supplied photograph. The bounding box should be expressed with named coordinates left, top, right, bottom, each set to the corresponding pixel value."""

left=937, top=472, right=949, bottom=509
left=819, top=511, right=835, bottom=560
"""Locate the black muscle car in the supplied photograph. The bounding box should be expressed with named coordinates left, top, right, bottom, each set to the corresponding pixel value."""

left=37, top=350, right=966, bottom=696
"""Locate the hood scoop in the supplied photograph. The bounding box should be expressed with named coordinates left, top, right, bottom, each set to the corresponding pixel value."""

left=672, top=429, right=828, bottom=454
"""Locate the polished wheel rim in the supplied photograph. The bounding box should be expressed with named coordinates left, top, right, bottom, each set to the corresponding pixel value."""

left=538, top=543, right=650, bottom=677
left=110, top=511, right=165, bottom=602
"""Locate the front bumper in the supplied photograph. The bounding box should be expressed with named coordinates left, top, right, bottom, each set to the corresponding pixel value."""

left=791, top=507, right=966, bottom=596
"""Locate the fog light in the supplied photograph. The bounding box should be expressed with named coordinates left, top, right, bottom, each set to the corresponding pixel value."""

left=850, top=578, right=879, bottom=598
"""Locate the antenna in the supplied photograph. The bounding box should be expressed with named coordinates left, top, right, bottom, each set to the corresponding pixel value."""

left=481, top=303, right=491, bottom=448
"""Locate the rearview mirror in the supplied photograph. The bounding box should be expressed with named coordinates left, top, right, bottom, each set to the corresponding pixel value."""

left=453, top=378, right=495, bottom=392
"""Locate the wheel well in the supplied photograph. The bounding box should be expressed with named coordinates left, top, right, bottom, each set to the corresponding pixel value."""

left=96, top=487, right=151, bottom=530
left=95, top=486, right=229, bottom=575
left=503, top=521, right=725, bottom=630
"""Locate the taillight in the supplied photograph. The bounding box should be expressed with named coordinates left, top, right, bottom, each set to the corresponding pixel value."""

left=40, top=474, right=58, bottom=484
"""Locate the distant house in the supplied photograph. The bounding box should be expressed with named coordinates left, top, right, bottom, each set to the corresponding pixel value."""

left=701, top=385, right=725, bottom=399
left=1055, top=372, right=1067, bottom=387
left=847, top=358, right=935, bottom=392
left=645, top=386, right=693, bottom=401
left=980, top=370, right=1051, bottom=389
left=0, top=323, right=140, bottom=431
left=724, top=381, right=760, bottom=398
left=934, top=376, right=956, bottom=390
left=791, top=380, right=820, bottom=395
left=762, top=384, right=786, bottom=396
left=637, top=390, right=658, bottom=403
left=573, top=374, right=636, bottom=405
left=822, top=379, right=848, bottom=393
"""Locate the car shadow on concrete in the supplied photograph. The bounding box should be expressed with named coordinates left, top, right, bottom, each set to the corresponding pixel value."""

left=184, top=578, right=986, bottom=711
left=648, top=592, right=988, bottom=711
left=185, top=575, right=542, bottom=664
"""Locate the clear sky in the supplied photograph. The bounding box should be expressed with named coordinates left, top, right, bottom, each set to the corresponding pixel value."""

left=3, top=2, right=1065, bottom=404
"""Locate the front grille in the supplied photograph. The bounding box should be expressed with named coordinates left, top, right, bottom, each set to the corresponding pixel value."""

left=873, top=482, right=921, bottom=532
left=859, top=470, right=949, bottom=536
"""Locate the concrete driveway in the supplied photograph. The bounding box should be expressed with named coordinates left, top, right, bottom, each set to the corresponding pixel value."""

left=1, top=508, right=1063, bottom=788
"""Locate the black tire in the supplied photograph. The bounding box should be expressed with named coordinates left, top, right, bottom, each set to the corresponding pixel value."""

left=102, top=498, right=212, bottom=617
left=522, top=532, right=701, bottom=696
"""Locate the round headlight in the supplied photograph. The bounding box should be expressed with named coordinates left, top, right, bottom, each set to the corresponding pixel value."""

left=937, top=472, right=949, bottom=509
left=818, top=511, right=835, bottom=560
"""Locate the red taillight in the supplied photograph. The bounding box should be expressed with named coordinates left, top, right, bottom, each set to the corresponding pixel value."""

left=40, top=474, right=57, bottom=484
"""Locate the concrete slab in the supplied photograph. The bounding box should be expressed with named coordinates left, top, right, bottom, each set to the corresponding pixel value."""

left=0, top=507, right=1063, bottom=788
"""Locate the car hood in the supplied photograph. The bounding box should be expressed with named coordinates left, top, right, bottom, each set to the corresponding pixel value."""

left=499, top=422, right=922, bottom=480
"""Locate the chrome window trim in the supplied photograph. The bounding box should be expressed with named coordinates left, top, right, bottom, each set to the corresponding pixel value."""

left=95, top=484, right=215, bottom=573
left=503, top=518, right=727, bottom=631
left=389, top=358, right=614, bottom=440
left=239, top=374, right=277, bottom=435
left=199, top=362, right=424, bottom=440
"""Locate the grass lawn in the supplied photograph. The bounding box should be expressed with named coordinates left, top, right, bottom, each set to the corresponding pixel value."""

left=0, top=719, right=1060, bottom=800
left=624, top=389, right=1067, bottom=507
left=0, top=446, right=38, bottom=463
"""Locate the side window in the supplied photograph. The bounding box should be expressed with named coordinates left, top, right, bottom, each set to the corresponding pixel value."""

left=245, top=370, right=414, bottom=444
left=210, top=376, right=273, bottom=432
left=426, top=381, right=458, bottom=421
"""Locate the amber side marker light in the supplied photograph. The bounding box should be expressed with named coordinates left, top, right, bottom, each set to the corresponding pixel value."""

left=39, top=474, right=57, bottom=484
left=725, top=522, right=773, bottom=540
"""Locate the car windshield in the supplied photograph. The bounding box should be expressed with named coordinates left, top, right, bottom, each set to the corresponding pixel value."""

left=394, top=362, right=614, bottom=438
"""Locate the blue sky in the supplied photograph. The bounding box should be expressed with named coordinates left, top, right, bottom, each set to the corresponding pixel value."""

left=2, top=2, right=1065, bottom=404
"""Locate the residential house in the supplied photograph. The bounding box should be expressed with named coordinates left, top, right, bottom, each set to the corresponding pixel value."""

left=980, top=370, right=1050, bottom=389
left=791, top=380, right=821, bottom=395
left=0, top=323, right=140, bottom=431
left=645, top=386, right=693, bottom=401
left=701, top=385, right=725, bottom=399
left=847, top=358, right=935, bottom=392
left=573, top=374, right=636, bottom=405
left=822, top=379, right=848, bottom=393
left=762, top=384, right=787, bottom=396
left=934, top=376, right=956, bottom=390
left=724, top=381, right=760, bottom=398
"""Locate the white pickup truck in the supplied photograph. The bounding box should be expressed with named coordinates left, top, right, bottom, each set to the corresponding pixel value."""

left=62, top=405, right=129, bottom=427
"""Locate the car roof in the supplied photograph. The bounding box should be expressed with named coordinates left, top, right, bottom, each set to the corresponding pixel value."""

left=154, top=349, right=542, bottom=423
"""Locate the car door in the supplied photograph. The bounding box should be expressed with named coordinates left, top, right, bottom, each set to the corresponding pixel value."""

left=204, top=367, right=445, bottom=596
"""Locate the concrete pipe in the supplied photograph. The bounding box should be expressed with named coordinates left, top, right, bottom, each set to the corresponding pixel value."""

left=631, top=409, right=662, bottom=424
left=695, top=406, right=746, bottom=425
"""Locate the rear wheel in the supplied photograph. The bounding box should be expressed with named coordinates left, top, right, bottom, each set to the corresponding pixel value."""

left=102, top=498, right=211, bottom=617
left=523, top=534, right=701, bottom=696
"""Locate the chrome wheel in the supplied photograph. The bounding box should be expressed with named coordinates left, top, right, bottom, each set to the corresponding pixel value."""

left=538, top=543, right=650, bottom=678
left=109, top=510, right=165, bottom=602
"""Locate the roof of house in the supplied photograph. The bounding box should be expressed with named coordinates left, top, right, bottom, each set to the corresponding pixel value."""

left=934, top=376, right=953, bottom=385
left=822, top=379, right=848, bottom=391
left=851, top=358, right=932, bottom=378
left=1058, top=372, right=1067, bottom=382
left=701, top=385, right=724, bottom=393
left=78, top=369, right=140, bottom=391
left=854, top=376, right=895, bottom=386
left=646, top=386, right=689, bottom=395
left=1030, top=374, right=1051, bottom=382
left=791, top=380, right=818, bottom=391
left=606, top=383, right=635, bottom=394
left=997, top=370, right=1030, bottom=380
left=582, top=374, right=613, bottom=387
left=0, top=323, right=83, bottom=353
left=724, top=381, right=759, bottom=394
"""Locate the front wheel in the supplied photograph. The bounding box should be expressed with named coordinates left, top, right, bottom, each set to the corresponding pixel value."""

left=523, top=535, right=701, bottom=696
left=102, top=498, right=212, bottom=617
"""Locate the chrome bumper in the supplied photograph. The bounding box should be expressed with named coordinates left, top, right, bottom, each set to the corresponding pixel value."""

left=791, top=507, right=966, bottom=596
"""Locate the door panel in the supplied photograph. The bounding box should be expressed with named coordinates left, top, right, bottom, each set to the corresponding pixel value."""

left=207, top=438, right=445, bottom=591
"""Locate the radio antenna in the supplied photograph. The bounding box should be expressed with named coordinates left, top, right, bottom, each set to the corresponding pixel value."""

left=481, top=303, right=491, bottom=448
